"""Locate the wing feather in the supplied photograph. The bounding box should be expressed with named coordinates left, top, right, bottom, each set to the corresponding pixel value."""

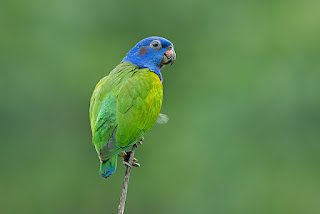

left=89, top=63, right=163, bottom=159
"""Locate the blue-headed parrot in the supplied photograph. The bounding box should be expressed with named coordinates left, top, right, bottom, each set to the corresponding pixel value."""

left=89, top=36, right=176, bottom=178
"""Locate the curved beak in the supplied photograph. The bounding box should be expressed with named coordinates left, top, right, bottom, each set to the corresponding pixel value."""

left=161, top=46, right=176, bottom=68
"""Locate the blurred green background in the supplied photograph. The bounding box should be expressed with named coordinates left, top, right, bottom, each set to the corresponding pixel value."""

left=1, top=0, right=320, bottom=213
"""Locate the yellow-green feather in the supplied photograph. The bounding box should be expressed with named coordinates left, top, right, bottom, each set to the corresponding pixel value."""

left=89, top=62, right=163, bottom=162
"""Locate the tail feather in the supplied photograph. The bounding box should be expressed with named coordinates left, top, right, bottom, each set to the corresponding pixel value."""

left=99, top=155, right=117, bottom=178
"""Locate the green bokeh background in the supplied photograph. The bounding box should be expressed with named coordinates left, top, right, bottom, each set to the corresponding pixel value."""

left=1, top=0, right=320, bottom=213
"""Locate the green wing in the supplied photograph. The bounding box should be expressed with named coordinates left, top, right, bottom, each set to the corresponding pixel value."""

left=116, top=69, right=163, bottom=147
left=89, top=62, right=163, bottom=161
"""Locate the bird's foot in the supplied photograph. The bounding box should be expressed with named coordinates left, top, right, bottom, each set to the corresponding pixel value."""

left=123, top=161, right=132, bottom=168
left=137, top=137, right=144, bottom=146
left=123, top=158, right=140, bottom=167
left=122, top=152, right=141, bottom=167
left=132, top=158, right=141, bottom=167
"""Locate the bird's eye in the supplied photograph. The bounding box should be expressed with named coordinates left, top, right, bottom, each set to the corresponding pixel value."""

left=150, top=40, right=162, bottom=50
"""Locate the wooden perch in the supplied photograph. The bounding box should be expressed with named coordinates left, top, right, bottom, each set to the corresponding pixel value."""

left=117, top=144, right=138, bottom=214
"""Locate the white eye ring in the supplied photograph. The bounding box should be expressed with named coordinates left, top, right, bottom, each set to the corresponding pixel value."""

left=150, top=40, right=162, bottom=50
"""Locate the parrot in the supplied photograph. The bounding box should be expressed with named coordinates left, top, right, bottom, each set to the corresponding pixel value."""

left=89, top=36, right=176, bottom=178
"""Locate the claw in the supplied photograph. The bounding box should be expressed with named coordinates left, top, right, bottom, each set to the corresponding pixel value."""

left=132, top=162, right=141, bottom=167
left=123, top=157, right=140, bottom=167
left=120, top=139, right=144, bottom=168
left=138, top=137, right=144, bottom=146
left=132, top=158, right=141, bottom=167
left=123, top=161, right=132, bottom=167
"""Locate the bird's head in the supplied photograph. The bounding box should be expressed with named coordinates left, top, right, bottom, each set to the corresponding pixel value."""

left=122, top=36, right=176, bottom=81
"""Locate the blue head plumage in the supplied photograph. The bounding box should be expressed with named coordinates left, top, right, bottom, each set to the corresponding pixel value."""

left=122, top=36, right=176, bottom=81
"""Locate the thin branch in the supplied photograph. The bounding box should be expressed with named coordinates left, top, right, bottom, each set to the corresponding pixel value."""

left=118, top=144, right=138, bottom=214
